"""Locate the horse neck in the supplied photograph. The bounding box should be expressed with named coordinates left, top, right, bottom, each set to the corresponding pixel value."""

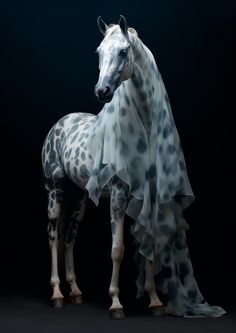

left=122, top=35, right=157, bottom=136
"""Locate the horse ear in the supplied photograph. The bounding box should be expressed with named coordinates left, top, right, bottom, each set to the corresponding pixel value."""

left=118, top=15, right=128, bottom=36
left=97, top=16, right=108, bottom=35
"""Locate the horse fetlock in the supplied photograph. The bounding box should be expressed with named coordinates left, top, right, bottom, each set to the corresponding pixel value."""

left=109, top=286, right=120, bottom=297
left=50, top=277, right=60, bottom=287
left=144, top=281, right=154, bottom=294
left=66, top=273, right=76, bottom=285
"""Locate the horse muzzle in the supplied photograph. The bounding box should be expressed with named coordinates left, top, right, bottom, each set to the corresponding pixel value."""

left=94, top=84, right=113, bottom=103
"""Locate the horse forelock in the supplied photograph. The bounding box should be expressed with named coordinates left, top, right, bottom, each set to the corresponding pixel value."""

left=104, top=25, right=138, bottom=39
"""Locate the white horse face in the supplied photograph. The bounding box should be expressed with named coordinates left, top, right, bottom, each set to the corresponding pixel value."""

left=95, top=16, right=134, bottom=103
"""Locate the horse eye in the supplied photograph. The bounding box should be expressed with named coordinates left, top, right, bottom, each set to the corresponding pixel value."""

left=119, top=49, right=127, bottom=56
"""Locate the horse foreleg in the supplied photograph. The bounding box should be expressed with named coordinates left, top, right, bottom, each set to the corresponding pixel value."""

left=65, top=194, right=87, bottom=304
left=108, top=186, right=127, bottom=319
left=144, top=259, right=167, bottom=316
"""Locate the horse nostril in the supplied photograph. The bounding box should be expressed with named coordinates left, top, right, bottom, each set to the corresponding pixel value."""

left=104, top=86, right=110, bottom=96
left=95, top=87, right=102, bottom=98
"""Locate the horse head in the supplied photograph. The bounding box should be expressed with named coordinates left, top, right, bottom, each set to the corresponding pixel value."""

left=94, top=15, right=134, bottom=103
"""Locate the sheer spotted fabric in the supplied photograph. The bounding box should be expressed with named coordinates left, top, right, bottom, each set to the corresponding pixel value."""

left=85, top=33, right=225, bottom=317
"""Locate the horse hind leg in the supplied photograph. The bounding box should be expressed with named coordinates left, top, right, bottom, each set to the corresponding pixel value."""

left=47, top=184, right=65, bottom=308
left=64, top=192, right=87, bottom=304
left=144, top=259, right=167, bottom=316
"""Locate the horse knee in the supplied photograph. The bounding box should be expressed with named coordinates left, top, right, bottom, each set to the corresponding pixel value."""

left=111, top=245, right=124, bottom=262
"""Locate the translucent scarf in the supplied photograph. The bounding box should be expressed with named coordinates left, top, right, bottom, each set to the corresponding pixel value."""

left=85, top=41, right=225, bottom=317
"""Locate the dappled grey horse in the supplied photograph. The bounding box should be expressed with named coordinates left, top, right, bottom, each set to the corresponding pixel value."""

left=42, top=16, right=225, bottom=318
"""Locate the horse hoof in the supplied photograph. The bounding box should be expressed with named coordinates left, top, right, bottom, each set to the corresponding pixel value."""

left=109, top=308, right=126, bottom=320
left=70, top=294, right=83, bottom=304
left=149, top=305, right=167, bottom=317
left=51, top=298, right=64, bottom=309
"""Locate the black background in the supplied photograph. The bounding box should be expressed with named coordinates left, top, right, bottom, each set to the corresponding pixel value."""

left=0, top=0, right=235, bottom=310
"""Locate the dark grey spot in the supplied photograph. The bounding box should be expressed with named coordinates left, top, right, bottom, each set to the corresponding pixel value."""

left=163, top=163, right=172, bottom=175
left=128, top=123, right=134, bottom=135
left=46, top=143, right=50, bottom=153
left=73, top=167, right=78, bottom=176
left=111, top=222, right=116, bottom=235
left=55, top=129, right=61, bottom=136
left=61, top=131, right=65, bottom=140
left=75, top=147, right=80, bottom=157
left=71, top=132, right=79, bottom=144
left=150, top=187, right=157, bottom=203
left=179, top=160, right=186, bottom=171
left=92, top=168, right=99, bottom=176
left=124, top=95, right=130, bottom=106
left=67, top=148, right=72, bottom=159
left=120, top=140, right=129, bottom=156
left=145, top=164, right=156, bottom=180
left=81, top=152, right=86, bottom=161
left=131, top=178, right=141, bottom=192
left=158, top=211, right=165, bottom=222
left=160, top=224, right=171, bottom=237
left=55, top=138, right=60, bottom=152
left=49, top=149, right=56, bottom=164
left=179, top=262, right=189, bottom=284
left=175, top=238, right=186, bottom=250
left=132, top=69, right=143, bottom=88
left=167, top=144, right=176, bottom=154
left=163, top=124, right=172, bottom=138
left=120, top=107, right=127, bottom=117
left=136, top=137, right=147, bottom=153
left=107, top=105, right=115, bottom=113
left=66, top=161, right=70, bottom=172
left=140, top=91, right=147, bottom=101
left=80, top=164, right=89, bottom=180
left=168, top=182, right=175, bottom=192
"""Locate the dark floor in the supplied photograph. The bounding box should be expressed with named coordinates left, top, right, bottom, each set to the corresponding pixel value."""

left=0, top=292, right=235, bottom=333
